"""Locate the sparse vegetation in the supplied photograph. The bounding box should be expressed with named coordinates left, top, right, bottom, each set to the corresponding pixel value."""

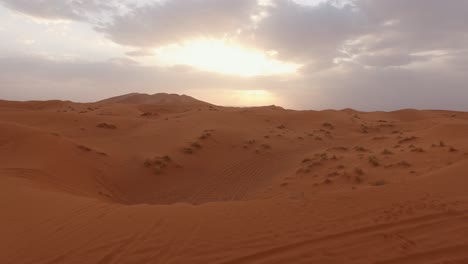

left=372, top=180, right=387, bottom=186
left=199, top=132, right=212, bottom=140
left=399, top=136, right=418, bottom=144
left=191, top=142, right=202, bottom=149
left=261, top=144, right=271, bottom=149
left=373, top=136, right=388, bottom=140
left=397, top=161, right=411, bottom=167
left=449, top=147, right=458, bottom=152
left=183, top=147, right=193, bottom=154
left=354, top=146, right=368, bottom=152
left=368, top=155, right=380, bottom=167
left=322, top=122, right=334, bottom=130
left=382, top=149, right=393, bottom=155
left=411, top=147, right=425, bottom=153
left=355, top=167, right=364, bottom=175
left=96, top=123, right=117, bottom=129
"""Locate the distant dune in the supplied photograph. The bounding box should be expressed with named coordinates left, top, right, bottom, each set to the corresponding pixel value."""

left=1, top=93, right=468, bottom=264
left=98, top=92, right=211, bottom=106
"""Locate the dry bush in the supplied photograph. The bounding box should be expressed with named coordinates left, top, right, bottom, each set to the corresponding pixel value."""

left=372, top=180, right=387, bottom=186
left=96, top=123, right=117, bottom=129
left=382, top=149, right=393, bottom=155
left=368, top=155, right=380, bottom=167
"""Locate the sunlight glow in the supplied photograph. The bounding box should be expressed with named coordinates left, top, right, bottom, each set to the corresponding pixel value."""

left=153, top=39, right=300, bottom=77
left=235, top=90, right=275, bottom=106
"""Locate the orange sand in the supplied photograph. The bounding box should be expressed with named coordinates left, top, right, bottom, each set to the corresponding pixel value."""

left=1, top=93, right=468, bottom=263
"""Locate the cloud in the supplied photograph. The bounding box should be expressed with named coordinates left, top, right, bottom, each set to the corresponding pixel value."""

left=0, top=55, right=286, bottom=104
left=240, top=0, right=365, bottom=65
left=99, top=0, right=258, bottom=47
left=1, top=0, right=468, bottom=111
left=0, top=0, right=117, bottom=21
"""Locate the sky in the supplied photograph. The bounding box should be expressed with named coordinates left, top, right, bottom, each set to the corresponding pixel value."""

left=0, top=0, right=467, bottom=110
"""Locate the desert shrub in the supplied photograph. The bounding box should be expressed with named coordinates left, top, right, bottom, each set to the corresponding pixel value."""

left=411, top=147, right=425, bottom=153
left=354, top=146, right=368, bottom=152
left=368, top=155, right=380, bottom=167
left=382, top=149, right=393, bottom=155
left=183, top=147, right=193, bottom=154
left=322, top=122, right=334, bottom=129
left=399, top=136, right=418, bottom=144
left=355, top=167, right=364, bottom=175
left=372, top=180, right=387, bottom=186
left=96, top=123, right=117, bottom=129
left=397, top=161, right=411, bottom=167
left=191, top=142, right=202, bottom=149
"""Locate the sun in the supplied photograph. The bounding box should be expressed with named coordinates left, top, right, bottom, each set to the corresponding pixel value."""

left=152, top=38, right=300, bottom=77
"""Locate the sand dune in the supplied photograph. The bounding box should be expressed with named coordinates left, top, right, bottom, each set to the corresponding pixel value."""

left=1, top=94, right=468, bottom=264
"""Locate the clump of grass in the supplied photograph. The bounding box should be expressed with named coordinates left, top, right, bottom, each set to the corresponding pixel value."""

left=162, top=155, right=171, bottom=162
left=322, top=122, right=334, bottom=129
left=199, top=132, right=211, bottom=140
left=399, top=136, right=418, bottom=144
left=324, top=178, right=333, bottom=184
left=183, top=147, right=193, bottom=154
left=191, top=142, right=202, bottom=149
left=302, top=158, right=312, bottom=163
left=96, top=123, right=117, bottom=129
left=373, top=136, right=388, bottom=140
left=355, top=167, right=364, bottom=175
left=411, top=147, right=425, bottom=153
left=449, top=147, right=458, bottom=152
left=277, top=124, right=286, bottom=129
left=316, top=152, right=328, bottom=161
left=368, top=155, right=380, bottom=167
left=261, top=144, right=271, bottom=149
left=397, top=161, right=411, bottom=167
left=372, top=180, right=387, bottom=186
left=382, top=149, right=393, bottom=155
left=439, top=141, right=446, bottom=147
left=354, top=146, right=368, bottom=152
left=247, top=139, right=256, bottom=145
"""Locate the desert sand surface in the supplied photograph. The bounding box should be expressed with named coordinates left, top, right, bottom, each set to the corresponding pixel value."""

left=2, top=93, right=468, bottom=264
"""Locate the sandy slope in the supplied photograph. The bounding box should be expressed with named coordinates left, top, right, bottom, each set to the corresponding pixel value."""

left=1, top=94, right=468, bottom=264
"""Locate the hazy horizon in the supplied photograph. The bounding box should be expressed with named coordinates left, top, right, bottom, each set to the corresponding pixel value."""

left=1, top=0, right=467, bottom=111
